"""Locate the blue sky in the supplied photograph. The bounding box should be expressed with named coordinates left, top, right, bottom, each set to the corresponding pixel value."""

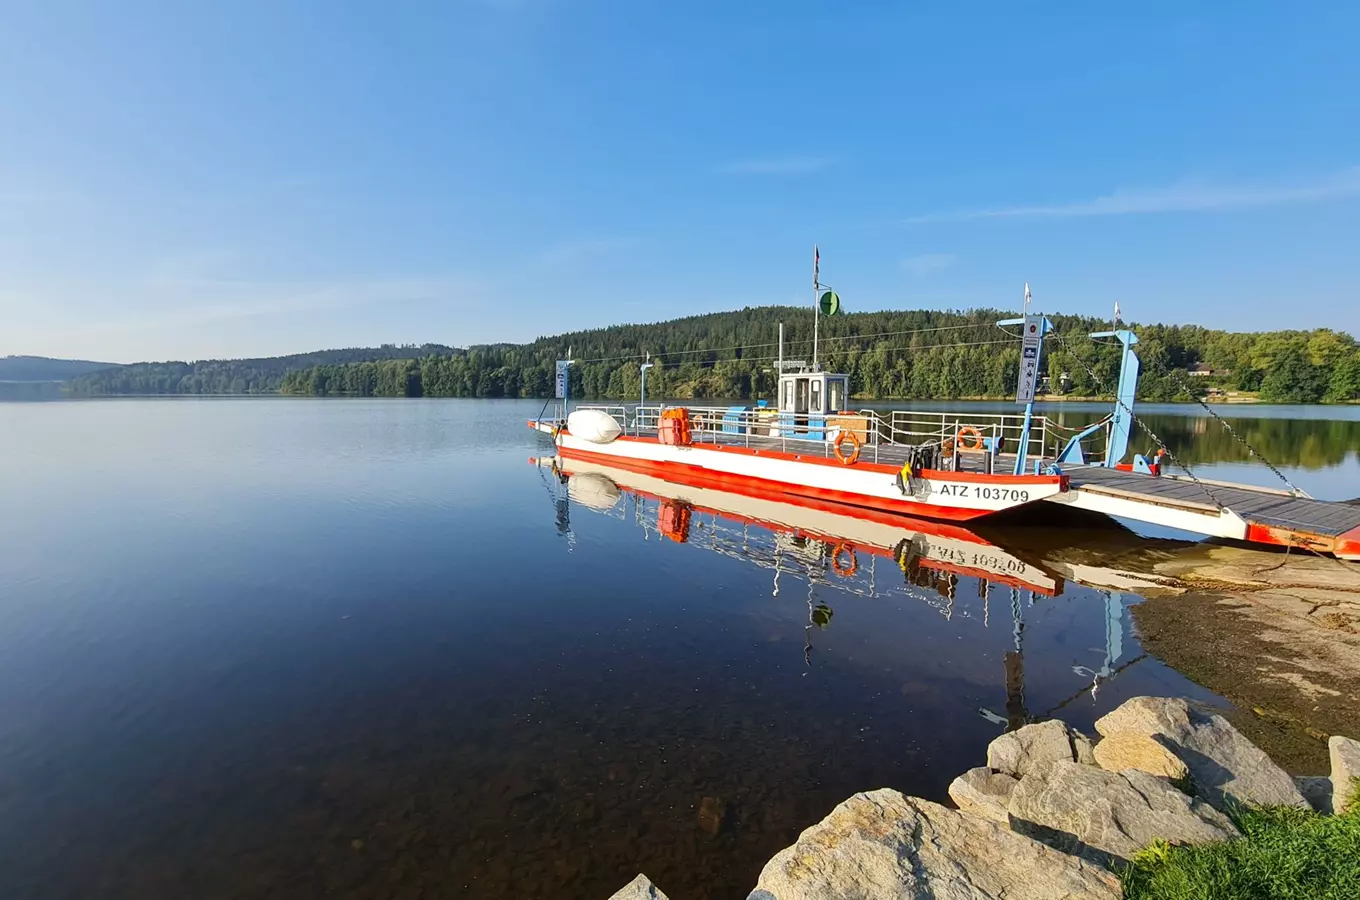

left=2, top=1, right=1357, bottom=362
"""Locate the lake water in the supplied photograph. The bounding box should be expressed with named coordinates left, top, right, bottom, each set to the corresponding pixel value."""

left=0, top=398, right=1356, bottom=900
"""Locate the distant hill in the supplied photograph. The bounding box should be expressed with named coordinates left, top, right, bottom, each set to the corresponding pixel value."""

left=0, top=355, right=120, bottom=382
left=67, top=344, right=462, bottom=395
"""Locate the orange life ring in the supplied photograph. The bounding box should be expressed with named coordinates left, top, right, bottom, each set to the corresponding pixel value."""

left=831, top=543, right=858, bottom=577
left=955, top=426, right=984, bottom=452
left=833, top=430, right=862, bottom=465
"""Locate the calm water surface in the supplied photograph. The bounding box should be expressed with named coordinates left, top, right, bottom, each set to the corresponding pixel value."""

left=0, top=398, right=1355, bottom=900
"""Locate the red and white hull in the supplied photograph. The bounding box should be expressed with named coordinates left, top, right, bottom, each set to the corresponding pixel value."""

left=538, top=426, right=1066, bottom=522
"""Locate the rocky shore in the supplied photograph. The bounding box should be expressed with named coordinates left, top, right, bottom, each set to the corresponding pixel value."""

left=607, top=696, right=1360, bottom=900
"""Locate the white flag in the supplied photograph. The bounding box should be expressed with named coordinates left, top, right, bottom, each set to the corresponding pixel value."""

left=1114, top=301, right=1121, bottom=323
left=1024, top=282, right=1031, bottom=311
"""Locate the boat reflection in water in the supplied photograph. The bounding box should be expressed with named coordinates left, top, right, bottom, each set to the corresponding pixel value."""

left=533, top=455, right=1144, bottom=731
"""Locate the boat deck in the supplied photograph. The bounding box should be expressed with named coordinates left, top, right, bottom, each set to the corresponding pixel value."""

left=660, top=429, right=1013, bottom=472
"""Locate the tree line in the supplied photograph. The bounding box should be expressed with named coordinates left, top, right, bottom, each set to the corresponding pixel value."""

left=67, top=344, right=459, bottom=395
left=67, top=308, right=1360, bottom=404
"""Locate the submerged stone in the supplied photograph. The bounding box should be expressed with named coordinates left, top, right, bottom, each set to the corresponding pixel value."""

left=698, top=796, right=727, bottom=835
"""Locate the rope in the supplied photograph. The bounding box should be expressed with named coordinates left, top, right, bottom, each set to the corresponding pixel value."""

left=1047, top=329, right=1229, bottom=512
left=1045, top=415, right=1112, bottom=435
left=1156, top=367, right=1304, bottom=497
left=561, top=322, right=1005, bottom=365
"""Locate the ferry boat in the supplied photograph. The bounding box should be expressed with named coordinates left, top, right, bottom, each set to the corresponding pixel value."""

left=531, top=305, right=1360, bottom=559
left=531, top=308, right=1071, bottom=522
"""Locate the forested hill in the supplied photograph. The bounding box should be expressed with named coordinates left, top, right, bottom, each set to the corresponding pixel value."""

left=274, top=306, right=1360, bottom=404
left=0, top=355, right=118, bottom=382
left=67, top=344, right=460, bottom=395
left=59, top=308, right=1360, bottom=402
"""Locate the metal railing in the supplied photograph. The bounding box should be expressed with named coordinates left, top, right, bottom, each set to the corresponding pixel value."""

left=574, top=403, right=1050, bottom=469
left=884, top=409, right=1049, bottom=464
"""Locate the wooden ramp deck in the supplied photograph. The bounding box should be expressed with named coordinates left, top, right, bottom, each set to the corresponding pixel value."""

left=1045, top=464, right=1360, bottom=559
left=1064, top=466, right=1360, bottom=536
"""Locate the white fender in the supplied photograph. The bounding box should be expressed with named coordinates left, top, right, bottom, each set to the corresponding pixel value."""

left=566, top=409, right=623, bottom=444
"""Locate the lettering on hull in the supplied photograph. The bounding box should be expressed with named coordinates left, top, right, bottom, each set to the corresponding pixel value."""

left=926, top=483, right=1031, bottom=503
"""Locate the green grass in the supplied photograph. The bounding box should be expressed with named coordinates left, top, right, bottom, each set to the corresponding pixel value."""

left=1121, top=784, right=1360, bottom=900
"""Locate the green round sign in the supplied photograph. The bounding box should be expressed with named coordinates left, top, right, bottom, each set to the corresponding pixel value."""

left=819, top=290, right=840, bottom=316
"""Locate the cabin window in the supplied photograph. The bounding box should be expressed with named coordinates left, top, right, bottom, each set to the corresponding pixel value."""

left=810, top=379, right=822, bottom=413
left=781, top=380, right=791, bottom=411
left=828, top=379, right=845, bottom=413
left=795, top=378, right=809, bottom=413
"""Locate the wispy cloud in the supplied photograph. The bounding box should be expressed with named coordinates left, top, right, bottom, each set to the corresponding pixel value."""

left=716, top=155, right=835, bottom=176
left=900, top=253, right=956, bottom=275
left=905, top=166, right=1360, bottom=223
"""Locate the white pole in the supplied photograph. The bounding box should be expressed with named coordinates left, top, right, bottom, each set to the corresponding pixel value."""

left=813, top=298, right=820, bottom=370
left=812, top=245, right=820, bottom=371
left=778, top=322, right=784, bottom=372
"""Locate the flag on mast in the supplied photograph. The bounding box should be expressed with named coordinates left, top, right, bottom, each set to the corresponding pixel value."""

left=1114, top=301, right=1122, bottom=325
left=814, top=245, right=819, bottom=288
left=1023, top=282, right=1031, bottom=313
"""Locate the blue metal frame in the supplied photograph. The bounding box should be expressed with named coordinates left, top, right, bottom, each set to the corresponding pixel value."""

left=1089, top=329, right=1140, bottom=467
left=1053, top=329, right=1141, bottom=468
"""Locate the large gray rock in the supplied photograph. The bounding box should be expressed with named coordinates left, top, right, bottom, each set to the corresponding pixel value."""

left=987, top=719, right=1092, bottom=778
left=608, top=874, right=668, bottom=900
left=1094, top=695, right=1192, bottom=739
left=749, top=789, right=1120, bottom=900
left=1093, top=730, right=1189, bottom=781
left=1295, top=775, right=1334, bottom=815
left=1094, top=696, right=1309, bottom=811
left=1007, top=760, right=1238, bottom=868
left=947, top=767, right=1019, bottom=824
left=1332, top=735, right=1360, bottom=814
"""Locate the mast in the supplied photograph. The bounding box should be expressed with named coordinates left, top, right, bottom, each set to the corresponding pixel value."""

left=812, top=245, right=820, bottom=371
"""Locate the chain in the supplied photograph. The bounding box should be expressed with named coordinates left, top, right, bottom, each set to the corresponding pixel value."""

left=1047, top=329, right=1229, bottom=512
left=1158, top=367, right=1304, bottom=496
